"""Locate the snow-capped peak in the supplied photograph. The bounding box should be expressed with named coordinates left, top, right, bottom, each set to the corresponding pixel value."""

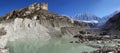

left=72, top=13, right=101, bottom=23
left=79, top=20, right=99, bottom=23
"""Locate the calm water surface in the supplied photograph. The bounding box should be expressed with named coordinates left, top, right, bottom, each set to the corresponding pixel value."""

left=7, top=38, right=97, bottom=53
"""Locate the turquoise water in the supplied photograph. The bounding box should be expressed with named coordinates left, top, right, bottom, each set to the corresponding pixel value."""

left=7, top=38, right=97, bottom=53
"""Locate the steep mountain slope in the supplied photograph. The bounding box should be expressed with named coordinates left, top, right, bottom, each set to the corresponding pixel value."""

left=97, top=11, right=120, bottom=28
left=104, top=12, right=120, bottom=30
left=102, top=10, right=120, bottom=23
left=103, top=11, right=120, bottom=36
left=0, top=2, right=88, bottom=53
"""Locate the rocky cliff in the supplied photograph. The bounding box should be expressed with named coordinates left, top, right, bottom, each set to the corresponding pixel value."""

left=0, top=2, right=88, bottom=53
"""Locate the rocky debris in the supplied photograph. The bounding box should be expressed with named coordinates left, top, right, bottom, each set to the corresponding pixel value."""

left=73, top=33, right=111, bottom=43
left=82, top=51, right=88, bottom=53
left=81, top=44, right=120, bottom=53
left=61, top=27, right=86, bottom=37
left=87, top=44, right=101, bottom=49
left=91, top=45, right=120, bottom=53
left=84, top=28, right=102, bottom=35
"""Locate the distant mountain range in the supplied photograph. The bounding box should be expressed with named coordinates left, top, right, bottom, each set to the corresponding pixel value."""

left=72, top=11, right=120, bottom=28
left=73, top=13, right=100, bottom=23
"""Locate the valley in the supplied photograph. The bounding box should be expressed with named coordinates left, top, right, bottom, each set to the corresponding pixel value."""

left=0, top=2, right=120, bottom=53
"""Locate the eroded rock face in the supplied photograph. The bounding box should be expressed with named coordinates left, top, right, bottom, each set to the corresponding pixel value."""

left=0, top=2, right=88, bottom=38
left=6, top=18, right=51, bottom=41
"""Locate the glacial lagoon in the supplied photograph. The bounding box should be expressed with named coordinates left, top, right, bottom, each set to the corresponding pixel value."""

left=7, top=38, right=98, bottom=53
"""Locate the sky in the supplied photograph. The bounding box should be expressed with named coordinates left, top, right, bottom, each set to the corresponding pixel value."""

left=0, top=0, right=120, bottom=17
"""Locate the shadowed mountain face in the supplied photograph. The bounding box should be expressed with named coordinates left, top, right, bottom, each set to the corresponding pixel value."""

left=102, top=11, right=120, bottom=23
left=104, top=12, right=120, bottom=31
left=103, top=12, right=120, bottom=36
